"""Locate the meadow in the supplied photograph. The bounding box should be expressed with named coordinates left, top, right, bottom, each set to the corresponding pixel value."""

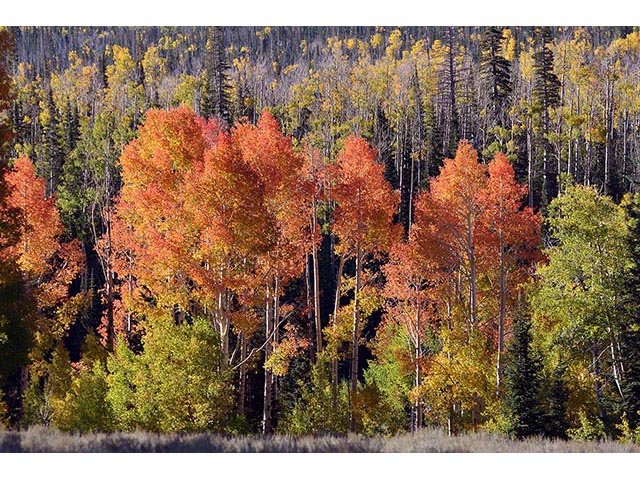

left=1, top=427, right=639, bottom=453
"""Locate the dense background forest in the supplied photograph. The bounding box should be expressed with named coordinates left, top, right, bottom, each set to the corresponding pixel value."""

left=3, top=25, right=640, bottom=441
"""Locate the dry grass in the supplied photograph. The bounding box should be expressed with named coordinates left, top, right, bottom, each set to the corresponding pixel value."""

left=1, top=426, right=639, bottom=453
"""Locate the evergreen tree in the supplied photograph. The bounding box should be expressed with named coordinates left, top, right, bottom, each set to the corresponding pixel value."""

left=480, top=27, right=512, bottom=127
left=201, top=26, right=232, bottom=126
left=40, top=89, right=64, bottom=197
left=543, top=362, right=570, bottom=439
left=62, top=100, right=80, bottom=156
left=503, top=298, right=544, bottom=439
left=10, top=101, right=29, bottom=158
left=532, top=27, right=561, bottom=207
left=441, top=27, right=460, bottom=160
left=620, top=193, right=640, bottom=429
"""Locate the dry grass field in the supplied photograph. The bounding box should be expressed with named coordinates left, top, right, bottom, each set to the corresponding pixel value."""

left=1, top=427, right=639, bottom=453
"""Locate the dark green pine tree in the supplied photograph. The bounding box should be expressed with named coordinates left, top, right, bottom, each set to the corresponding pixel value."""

left=480, top=27, right=512, bottom=126
left=98, top=48, right=108, bottom=90
left=62, top=100, right=80, bottom=156
left=503, top=298, right=545, bottom=439
left=40, top=89, right=64, bottom=197
left=543, top=362, right=570, bottom=439
left=620, top=193, right=640, bottom=430
left=201, top=26, right=232, bottom=126
left=532, top=27, right=561, bottom=207
left=442, top=27, right=460, bottom=160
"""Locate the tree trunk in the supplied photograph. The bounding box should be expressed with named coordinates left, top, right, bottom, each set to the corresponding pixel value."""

left=218, top=288, right=229, bottom=367
left=414, top=301, right=422, bottom=431
left=273, top=276, right=280, bottom=407
left=496, top=226, right=506, bottom=396
left=349, top=241, right=362, bottom=433
left=104, top=208, right=115, bottom=351
left=467, top=211, right=478, bottom=328
left=604, top=78, right=612, bottom=195
left=610, top=332, right=624, bottom=398
left=332, top=256, right=345, bottom=408
left=592, top=343, right=604, bottom=419
left=527, top=119, right=533, bottom=208
left=304, top=259, right=315, bottom=363
left=239, top=332, right=247, bottom=417
left=262, top=286, right=273, bottom=435
left=312, top=228, right=322, bottom=354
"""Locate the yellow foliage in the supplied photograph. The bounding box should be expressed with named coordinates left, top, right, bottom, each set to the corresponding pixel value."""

left=371, top=33, right=383, bottom=49
left=386, top=29, right=403, bottom=59
left=264, top=325, right=310, bottom=377
left=501, top=29, right=516, bottom=61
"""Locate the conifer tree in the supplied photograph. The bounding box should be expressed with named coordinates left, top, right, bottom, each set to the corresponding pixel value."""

left=503, top=297, right=544, bottom=439
left=543, top=362, right=570, bottom=439
left=375, top=104, right=397, bottom=190
left=620, top=193, right=640, bottom=429
left=442, top=27, right=460, bottom=160
left=532, top=27, right=561, bottom=206
left=40, top=89, right=64, bottom=197
left=62, top=100, right=80, bottom=156
left=201, top=26, right=232, bottom=126
left=480, top=27, right=512, bottom=128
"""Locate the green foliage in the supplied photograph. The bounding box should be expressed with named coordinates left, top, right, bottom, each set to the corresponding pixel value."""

left=57, top=112, right=124, bottom=240
left=542, top=363, right=571, bottom=439
left=533, top=182, right=630, bottom=351
left=23, top=345, right=72, bottom=428
left=503, top=301, right=545, bottom=439
left=51, top=360, right=113, bottom=433
left=480, top=27, right=512, bottom=107
left=201, top=27, right=232, bottom=124
left=531, top=183, right=629, bottom=438
left=107, top=315, right=235, bottom=433
left=567, top=411, right=606, bottom=441
left=418, top=324, right=497, bottom=434
left=620, top=193, right=640, bottom=429
left=8, top=27, right=640, bottom=439
left=616, top=413, right=640, bottom=443
left=279, top=354, right=349, bottom=435
left=359, top=358, right=409, bottom=436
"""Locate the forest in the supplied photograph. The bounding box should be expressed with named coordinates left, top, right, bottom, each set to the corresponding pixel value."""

left=2, top=25, right=640, bottom=442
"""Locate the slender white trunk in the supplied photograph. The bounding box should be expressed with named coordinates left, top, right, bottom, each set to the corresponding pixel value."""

left=349, top=241, right=362, bottom=433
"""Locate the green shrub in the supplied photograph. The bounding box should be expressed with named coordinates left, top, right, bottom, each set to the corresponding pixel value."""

left=280, top=354, right=349, bottom=435
left=52, top=360, right=113, bottom=432
left=107, top=315, right=235, bottom=433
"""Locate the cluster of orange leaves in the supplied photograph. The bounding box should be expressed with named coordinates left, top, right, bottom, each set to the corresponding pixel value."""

left=107, top=107, right=318, bottom=372
left=3, top=156, right=84, bottom=343
left=381, top=141, right=541, bottom=386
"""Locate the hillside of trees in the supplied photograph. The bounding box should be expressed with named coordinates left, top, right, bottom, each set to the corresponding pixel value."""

left=3, top=25, right=640, bottom=441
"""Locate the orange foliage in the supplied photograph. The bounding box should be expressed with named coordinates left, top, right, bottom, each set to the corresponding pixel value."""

left=409, top=141, right=540, bottom=341
left=5, top=158, right=83, bottom=306
left=234, top=110, right=312, bottom=287
left=382, top=240, right=437, bottom=362
left=4, top=157, right=84, bottom=342
left=110, top=108, right=315, bottom=363
left=480, top=152, right=542, bottom=273
left=332, top=134, right=401, bottom=257
left=115, top=107, right=210, bottom=314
